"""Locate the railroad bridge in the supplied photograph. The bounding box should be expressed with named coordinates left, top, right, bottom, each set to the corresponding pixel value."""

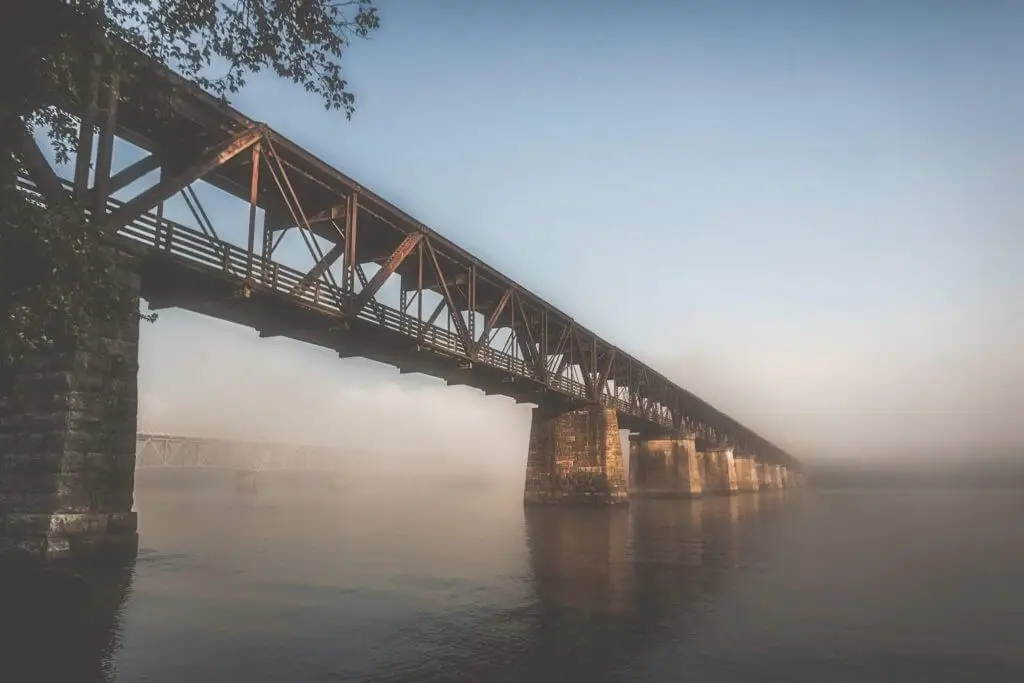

left=134, top=433, right=346, bottom=474
left=1, top=46, right=802, bottom=560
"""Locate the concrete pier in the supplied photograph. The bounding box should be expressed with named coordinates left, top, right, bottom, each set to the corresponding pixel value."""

left=629, top=433, right=702, bottom=498
left=524, top=406, right=628, bottom=505
left=701, top=446, right=738, bottom=495
left=0, top=248, right=141, bottom=561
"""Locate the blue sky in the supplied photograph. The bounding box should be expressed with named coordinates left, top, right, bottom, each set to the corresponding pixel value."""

left=117, top=0, right=1023, bottom=469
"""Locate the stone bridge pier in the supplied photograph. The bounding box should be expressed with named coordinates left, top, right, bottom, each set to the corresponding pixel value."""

left=523, top=405, right=628, bottom=505
left=734, top=454, right=760, bottom=493
left=701, top=446, right=739, bottom=495
left=0, top=249, right=141, bottom=561
left=628, top=432, right=702, bottom=498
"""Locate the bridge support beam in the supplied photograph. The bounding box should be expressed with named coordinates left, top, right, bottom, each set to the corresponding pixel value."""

left=0, top=248, right=140, bottom=561
left=628, top=433, right=702, bottom=498
left=734, top=454, right=760, bottom=493
left=701, top=446, right=738, bottom=495
left=524, top=405, right=628, bottom=505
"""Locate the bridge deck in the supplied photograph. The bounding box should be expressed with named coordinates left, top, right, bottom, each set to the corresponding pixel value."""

left=24, top=46, right=797, bottom=468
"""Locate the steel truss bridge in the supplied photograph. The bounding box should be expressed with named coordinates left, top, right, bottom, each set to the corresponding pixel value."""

left=135, top=433, right=346, bottom=473
left=18, top=37, right=799, bottom=471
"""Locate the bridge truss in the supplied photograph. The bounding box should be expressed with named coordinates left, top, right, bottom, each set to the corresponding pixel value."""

left=16, top=40, right=798, bottom=470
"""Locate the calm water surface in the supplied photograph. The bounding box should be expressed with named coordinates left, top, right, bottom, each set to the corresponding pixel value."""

left=69, top=473, right=1024, bottom=681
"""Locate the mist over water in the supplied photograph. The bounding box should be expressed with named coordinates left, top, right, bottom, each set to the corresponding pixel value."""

left=43, top=470, right=1024, bottom=683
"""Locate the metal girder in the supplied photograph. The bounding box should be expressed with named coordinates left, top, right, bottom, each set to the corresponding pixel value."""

left=596, top=349, right=617, bottom=401
left=246, top=143, right=261, bottom=277
left=513, top=295, right=544, bottom=380
left=102, top=126, right=263, bottom=233
left=474, top=287, right=514, bottom=359
left=106, top=153, right=161, bottom=196
left=417, top=299, right=446, bottom=340
left=293, top=243, right=344, bottom=296
left=424, top=237, right=472, bottom=355
left=570, top=326, right=597, bottom=398
left=349, top=233, right=422, bottom=316
left=354, top=264, right=386, bottom=324
left=342, top=194, right=358, bottom=296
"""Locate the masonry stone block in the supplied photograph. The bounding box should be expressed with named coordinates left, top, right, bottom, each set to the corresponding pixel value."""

left=524, top=405, right=628, bottom=505
left=734, top=455, right=760, bottom=492
left=1, top=248, right=141, bottom=562
left=629, top=433, right=702, bottom=498
left=701, top=446, right=738, bottom=495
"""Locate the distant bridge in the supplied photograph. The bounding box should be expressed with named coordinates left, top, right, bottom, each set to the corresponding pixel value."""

left=135, top=433, right=347, bottom=473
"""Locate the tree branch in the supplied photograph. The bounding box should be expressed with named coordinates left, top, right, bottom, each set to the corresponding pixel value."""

left=13, top=122, right=73, bottom=211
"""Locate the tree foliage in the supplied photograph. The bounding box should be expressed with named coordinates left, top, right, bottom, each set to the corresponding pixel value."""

left=0, top=0, right=380, bottom=365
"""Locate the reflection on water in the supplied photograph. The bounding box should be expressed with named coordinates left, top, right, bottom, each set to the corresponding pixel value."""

left=525, top=506, right=632, bottom=615
left=5, top=471, right=1023, bottom=683
left=0, top=557, right=135, bottom=683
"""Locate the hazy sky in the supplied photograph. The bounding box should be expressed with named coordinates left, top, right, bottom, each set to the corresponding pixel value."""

left=123, top=0, right=1022, bottom=472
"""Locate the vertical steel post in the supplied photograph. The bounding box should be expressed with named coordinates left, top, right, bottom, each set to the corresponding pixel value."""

left=343, top=193, right=358, bottom=300
left=246, top=143, right=261, bottom=280
left=417, top=240, right=423, bottom=325
left=467, top=266, right=476, bottom=357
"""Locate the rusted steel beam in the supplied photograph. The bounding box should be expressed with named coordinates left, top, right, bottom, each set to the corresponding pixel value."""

left=513, top=295, right=544, bottom=380
left=467, top=266, right=477, bottom=343
left=260, top=143, right=342, bottom=295
left=101, top=126, right=262, bottom=234
left=417, top=299, right=446, bottom=341
left=474, top=287, right=513, bottom=358
left=570, top=326, right=597, bottom=398
left=180, top=185, right=220, bottom=242
left=596, top=348, right=617, bottom=400
left=350, top=233, right=422, bottom=316
left=425, top=237, right=472, bottom=355
left=106, top=153, right=161, bottom=196
left=416, top=239, right=424, bottom=322
left=353, top=264, right=386, bottom=323
left=293, top=242, right=344, bottom=295
left=342, top=194, right=359, bottom=296
left=303, top=202, right=348, bottom=227
left=246, top=144, right=261, bottom=278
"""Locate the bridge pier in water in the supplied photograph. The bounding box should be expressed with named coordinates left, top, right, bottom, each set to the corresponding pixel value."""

left=523, top=405, right=628, bottom=505
left=700, top=446, right=739, bottom=495
left=734, top=454, right=760, bottom=493
left=0, top=248, right=141, bottom=561
left=628, top=433, right=703, bottom=498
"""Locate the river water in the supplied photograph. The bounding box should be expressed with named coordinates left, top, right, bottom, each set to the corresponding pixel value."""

left=28, top=472, right=1024, bottom=682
